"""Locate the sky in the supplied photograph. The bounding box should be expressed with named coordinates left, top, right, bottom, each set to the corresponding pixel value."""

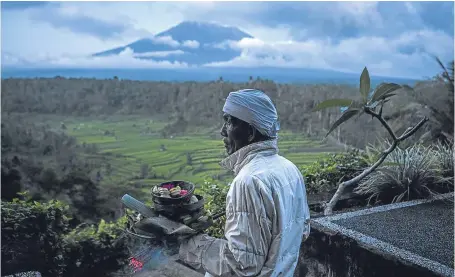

left=1, top=1, right=454, bottom=78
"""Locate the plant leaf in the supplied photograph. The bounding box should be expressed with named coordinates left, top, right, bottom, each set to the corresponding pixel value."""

left=325, top=108, right=360, bottom=138
left=370, top=83, right=402, bottom=103
left=312, top=98, right=353, bottom=112
left=360, top=67, right=370, bottom=103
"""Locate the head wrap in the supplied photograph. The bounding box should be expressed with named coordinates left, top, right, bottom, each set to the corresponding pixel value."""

left=222, top=89, right=280, bottom=138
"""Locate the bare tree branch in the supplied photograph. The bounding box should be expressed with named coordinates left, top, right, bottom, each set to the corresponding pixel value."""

left=323, top=113, right=429, bottom=215
left=365, top=108, right=397, bottom=140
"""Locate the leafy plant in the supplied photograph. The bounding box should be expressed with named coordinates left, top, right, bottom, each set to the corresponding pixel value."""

left=62, top=217, right=129, bottom=277
left=1, top=196, right=130, bottom=277
left=198, top=178, right=229, bottom=238
left=1, top=197, right=70, bottom=276
left=313, top=67, right=428, bottom=215
left=301, top=149, right=370, bottom=194
left=354, top=144, right=451, bottom=204
left=432, top=140, right=454, bottom=188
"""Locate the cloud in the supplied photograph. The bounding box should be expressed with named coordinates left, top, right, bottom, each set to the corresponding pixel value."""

left=133, top=50, right=185, bottom=58
left=4, top=48, right=189, bottom=69
left=30, top=10, right=131, bottom=40
left=1, top=1, right=50, bottom=11
left=150, top=36, right=180, bottom=47
left=204, top=29, right=454, bottom=79
left=28, top=3, right=150, bottom=40
left=182, top=40, right=200, bottom=49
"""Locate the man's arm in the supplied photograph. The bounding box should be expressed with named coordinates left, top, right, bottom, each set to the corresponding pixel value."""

left=179, top=176, right=274, bottom=277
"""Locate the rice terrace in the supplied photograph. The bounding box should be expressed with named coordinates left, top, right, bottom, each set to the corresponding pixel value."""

left=42, top=114, right=340, bottom=198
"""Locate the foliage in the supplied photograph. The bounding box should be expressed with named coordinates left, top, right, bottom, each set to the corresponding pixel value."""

left=62, top=217, right=129, bottom=277
left=198, top=178, right=229, bottom=238
left=300, top=149, right=370, bottom=194
left=0, top=117, right=114, bottom=223
left=388, top=58, right=454, bottom=144
left=432, top=140, right=454, bottom=180
left=1, top=197, right=70, bottom=276
left=313, top=66, right=428, bottom=215
left=354, top=144, right=453, bottom=204
left=1, top=196, right=130, bottom=277
left=1, top=76, right=404, bottom=149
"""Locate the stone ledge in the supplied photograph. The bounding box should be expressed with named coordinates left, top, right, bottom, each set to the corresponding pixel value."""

left=296, top=193, right=454, bottom=277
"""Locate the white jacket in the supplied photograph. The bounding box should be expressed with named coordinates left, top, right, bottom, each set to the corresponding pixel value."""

left=179, top=139, right=310, bottom=277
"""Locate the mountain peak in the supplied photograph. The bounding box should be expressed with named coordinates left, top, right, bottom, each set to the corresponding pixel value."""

left=156, top=21, right=253, bottom=44
left=93, top=20, right=253, bottom=64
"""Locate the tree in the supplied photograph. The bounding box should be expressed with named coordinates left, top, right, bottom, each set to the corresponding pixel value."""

left=313, top=67, right=428, bottom=215
left=140, top=163, right=149, bottom=179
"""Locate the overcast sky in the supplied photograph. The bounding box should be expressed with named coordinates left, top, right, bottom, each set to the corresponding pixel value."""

left=1, top=1, right=454, bottom=78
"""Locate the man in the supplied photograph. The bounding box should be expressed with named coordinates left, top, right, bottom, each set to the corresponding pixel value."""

left=179, top=89, right=310, bottom=277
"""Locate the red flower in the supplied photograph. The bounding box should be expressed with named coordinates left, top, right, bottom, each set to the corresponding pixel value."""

left=162, top=183, right=174, bottom=190
left=129, top=257, right=144, bottom=272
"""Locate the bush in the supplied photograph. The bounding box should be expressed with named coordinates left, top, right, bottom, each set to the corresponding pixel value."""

left=300, top=149, right=371, bottom=194
left=1, top=196, right=130, bottom=277
left=1, top=197, right=70, bottom=276
left=354, top=144, right=453, bottom=204
left=198, top=178, right=229, bottom=238
left=433, top=140, right=454, bottom=181
left=62, top=217, right=129, bottom=277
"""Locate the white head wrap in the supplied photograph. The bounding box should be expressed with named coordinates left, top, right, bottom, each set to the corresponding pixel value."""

left=222, top=89, right=280, bottom=138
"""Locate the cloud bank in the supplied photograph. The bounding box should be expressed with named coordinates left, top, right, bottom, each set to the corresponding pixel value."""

left=1, top=1, right=453, bottom=78
left=3, top=48, right=189, bottom=69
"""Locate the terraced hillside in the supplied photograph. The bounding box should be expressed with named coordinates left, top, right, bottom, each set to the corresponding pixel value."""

left=51, top=116, right=343, bottom=195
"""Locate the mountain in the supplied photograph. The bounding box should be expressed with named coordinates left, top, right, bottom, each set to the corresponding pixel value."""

left=93, top=21, right=253, bottom=65
left=2, top=21, right=419, bottom=85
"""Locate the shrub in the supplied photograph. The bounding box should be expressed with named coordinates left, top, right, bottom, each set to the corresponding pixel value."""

left=433, top=140, right=454, bottom=180
left=62, top=217, right=129, bottom=277
left=300, top=149, right=370, bottom=194
left=198, top=178, right=229, bottom=238
left=1, top=197, right=70, bottom=276
left=354, top=144, right=452, bottom=204
left=1, top=196, right=130, bottom=277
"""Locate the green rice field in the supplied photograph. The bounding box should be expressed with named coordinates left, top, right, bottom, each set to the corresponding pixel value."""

left=43, top=115, right=342, bottom=194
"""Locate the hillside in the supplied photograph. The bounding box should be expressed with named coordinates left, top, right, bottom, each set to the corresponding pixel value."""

left=2, top=76, right=451, bottom=149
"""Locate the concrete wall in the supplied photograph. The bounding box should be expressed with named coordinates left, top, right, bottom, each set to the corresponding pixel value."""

left=294, top=221, right=447, bottom=277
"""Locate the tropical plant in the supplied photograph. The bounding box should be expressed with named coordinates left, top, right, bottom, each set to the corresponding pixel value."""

left=313, top=67, right=428, bottom=215
left=432, top=140, right=454, bottom=187
left=354, top=144, right=451, bottom=204
left=301, top=149, right=370, bottom=194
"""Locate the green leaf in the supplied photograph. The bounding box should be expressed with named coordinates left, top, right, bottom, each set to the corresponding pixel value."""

left=360, top=67, right=370, bottom=103
left=312, top=98, right=353, bottom=112
left=370, top=83, right=401, bottom=103
left=325, top=108, right=361, bottom=138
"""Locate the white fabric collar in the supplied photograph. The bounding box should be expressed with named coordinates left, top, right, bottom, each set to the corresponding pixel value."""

left=219, top=139, right=279, bottom=176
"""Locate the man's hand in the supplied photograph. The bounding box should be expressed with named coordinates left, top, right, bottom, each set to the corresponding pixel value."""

left=133, top=216, right=199, bottom=242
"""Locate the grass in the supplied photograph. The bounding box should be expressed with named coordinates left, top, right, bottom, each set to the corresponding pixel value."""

left=33, top=114, right=342, bottom=198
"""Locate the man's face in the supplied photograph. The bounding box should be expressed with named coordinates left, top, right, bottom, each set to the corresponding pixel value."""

left=220, top=113, right=250, bottom=155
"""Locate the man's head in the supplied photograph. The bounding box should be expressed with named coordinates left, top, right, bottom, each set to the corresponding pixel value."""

left=220, top=89, right=279, bottom=155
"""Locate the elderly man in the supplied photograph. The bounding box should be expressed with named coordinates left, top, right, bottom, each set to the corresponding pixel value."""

left=179, top=89, right=310, bottom=277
